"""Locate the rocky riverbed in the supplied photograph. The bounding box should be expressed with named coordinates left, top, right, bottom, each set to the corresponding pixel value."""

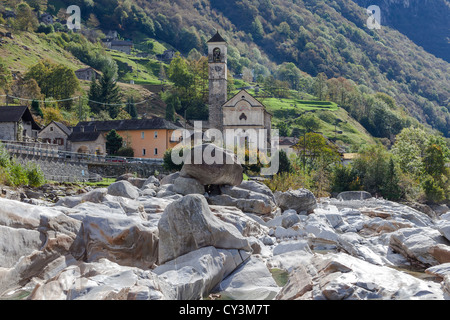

left=0, top=149, right=449, bottom=300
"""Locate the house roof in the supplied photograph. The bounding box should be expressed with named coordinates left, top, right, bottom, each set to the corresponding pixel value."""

left=207, top=31, right=227, bottom=43
left=50, top=121, right=72, bottom=136
left=279, top=137, right=299, bottom=146
left=75, top=67, right=100, bottom=73
left=0, top=106, right=41, bottom=130
left=74, top=118, right=183, bottom=133
left=68, top=131, right=102, bottom=142
left=110, top=40, right=133, bottom=46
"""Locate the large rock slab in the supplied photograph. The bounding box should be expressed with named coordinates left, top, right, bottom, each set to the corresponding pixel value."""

left=107, top=181, right=139, bottom=199
left=179, top=144, right=243, bottom=186
left=29, top=258, right=172, bottom=300
left=389, top=227, right=450, bottom=268
left=274, top=189, right=317, bottom=213
left=209, top=205, right=269, bottom=238
left=336, top=191, right=372, bottom=201
left=276, top=252, right=445, bottom=300
left=213, top=256, right=280, bottom=300
left=0, top=198, right=82, bottom=297
left=173, top=176, right=205, bottom=196
left=154, top=246, right=249, bottom=300
left=207, top=194, right=273, bottom=215
left=158, top=194, right=251, bottom=264
left=237, top=180, right=275, bottom=202
left=66, top=203, right=159, bottom=269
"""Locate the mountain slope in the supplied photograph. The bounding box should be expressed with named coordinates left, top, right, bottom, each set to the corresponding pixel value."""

left=4, top=0, right=450, bottom=137
left=353, top=0, right=450, bottom=63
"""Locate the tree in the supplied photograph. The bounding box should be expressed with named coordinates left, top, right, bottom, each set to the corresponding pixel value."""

left=31, top=99, right=43, bottom=118
left=14, top=2, right=38, bottom=31
left=88, top=66, right=122, bottom=118
left=25, top=60, right=80, bottom=109
left=276, top=122, right=291, bottom=137
left=106, top=130, right=123, bottom=155
left=423, top=144, right=447, bottom=180
left=165, top=99, right=175, bottom=122
left=296, top=113, right=321, bottom=133
left=0, top=58, right=12, bottom=93
left=126, top=96, right=138, bottom=119
left=294, top=132, right=340, bottom=170
left=391, top=127, right=428, bottom=177
left=276, top=62, right=302, bottom=90
left=278, top=149, right=292, bottom=174
left=313, top=73, right=328, bottom=100
left=251, top=17, right=264, bottom=40
left=25, top=0, right=48, bottom=12
left=380, top=158, right=402, bottom=200
left=168, top=53, right=193, bottom=91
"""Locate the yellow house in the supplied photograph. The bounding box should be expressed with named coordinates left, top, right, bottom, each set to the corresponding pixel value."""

left=74, top=118, right=183, bottom=159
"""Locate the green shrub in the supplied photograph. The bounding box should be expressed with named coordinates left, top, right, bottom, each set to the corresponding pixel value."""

left=422, top=175, right=446, bottom=204
left=0, top=143, right=11, bottom=167
left=116, top=147, right=134, bottom=158
left=163, top=148, right=185, bottom=172
left=331, top=164, right=362, bottom=193
left=26, top=162, right=46, bottom=187
left=7, top=159, right=29, bottom=187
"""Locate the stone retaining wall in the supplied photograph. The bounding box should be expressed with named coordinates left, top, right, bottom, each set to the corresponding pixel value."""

left=14, top=155, right=89, bottom=182
left=88, top=162, right=166, bottom=179
left=12, top=152, right=166, bottom=182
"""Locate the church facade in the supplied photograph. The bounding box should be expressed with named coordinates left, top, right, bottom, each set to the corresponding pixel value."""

left=207, top=32, right=272, bottom=140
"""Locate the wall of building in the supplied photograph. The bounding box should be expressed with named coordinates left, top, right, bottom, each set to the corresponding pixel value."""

left=111, top=45, right=131, bottom=54
left=70, top=136, right=106, bottom=155
left=0, top=122, right=16, bottom=141
left=117, top=129, right=179, bottom=159
left=38, top=124, right=69, bottom=151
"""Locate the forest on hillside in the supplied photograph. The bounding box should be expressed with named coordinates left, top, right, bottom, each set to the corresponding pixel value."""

left=32, top=0, right=449, bottom=138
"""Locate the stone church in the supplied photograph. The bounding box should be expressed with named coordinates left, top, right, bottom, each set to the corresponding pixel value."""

left=206, top=32, right=272, bottom=142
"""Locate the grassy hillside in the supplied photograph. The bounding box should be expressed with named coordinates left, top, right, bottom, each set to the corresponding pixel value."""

left=0, top=26, right=83, bottom=74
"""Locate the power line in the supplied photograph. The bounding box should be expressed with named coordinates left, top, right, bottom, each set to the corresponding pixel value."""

left=0, top=95, right=80, bottom=103
left=0, top=95, right=150, bottom=106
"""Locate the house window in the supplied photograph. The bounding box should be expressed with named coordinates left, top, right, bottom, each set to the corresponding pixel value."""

left=50, top=126, right=54, bottom=132
left=141, top=132, right=145, bottom=139
left=53, top=138, right=64, bottom=146
left=154, top=148, right=158, bottom=155
left=154, top=131, right=158, bottom=138
left=142, top=148, right=146, bottom=156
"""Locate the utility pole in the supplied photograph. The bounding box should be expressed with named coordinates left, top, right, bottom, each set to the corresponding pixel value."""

left=79, top=96, right=82, bottom=121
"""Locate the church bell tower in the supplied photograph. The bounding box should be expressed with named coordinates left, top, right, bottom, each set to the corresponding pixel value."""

left=207, top=31, right=227, bottom=132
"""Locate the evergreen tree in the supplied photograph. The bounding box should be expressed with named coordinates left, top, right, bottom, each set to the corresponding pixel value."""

left=251, top=17, right=264, bottom=41
left=106, top=130, right=123, bottom=156
left=278, top=149, right=292, bottom=174
left=380, top=158, right=402, bottom=200
left=126, top=96, right=138, bottom=119
left=31, top=99, right=43, bottom=118
left=88, top=67, right=122, bottom=119
left=165, top=99, right=175, bottom=122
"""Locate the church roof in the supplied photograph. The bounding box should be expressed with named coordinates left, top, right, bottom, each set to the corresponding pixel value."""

left=207, top=31, right=227, bottom=43
left=222, top=89, right=273, bottom=118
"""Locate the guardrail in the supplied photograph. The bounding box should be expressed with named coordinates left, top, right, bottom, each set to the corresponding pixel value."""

left=1, top=141, right=163, bottom=165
